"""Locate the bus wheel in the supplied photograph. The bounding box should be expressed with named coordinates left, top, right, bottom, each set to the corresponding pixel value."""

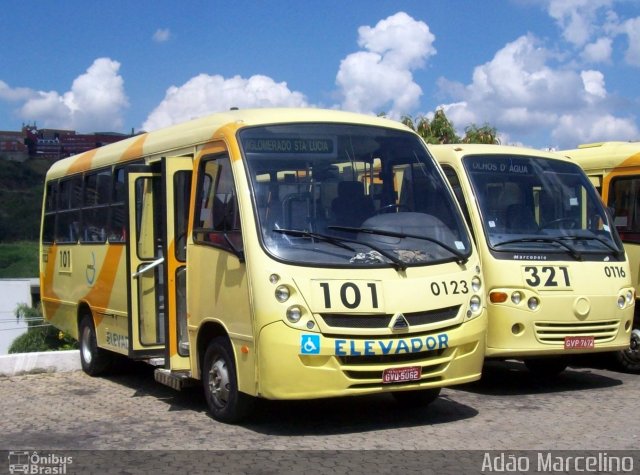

left=79, top=315, right=111, bottom=376
left=615, top=328, right=640, bottom=373
left=202, top=337, right=255, bottom=423
left=523, top=357, right=567, bottom=377
left=392, top=387, right=441, bottom=407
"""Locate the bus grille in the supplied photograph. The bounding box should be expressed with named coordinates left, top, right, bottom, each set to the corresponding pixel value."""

left=534, top=320, right=620, bottom=344
left=340, top=348, right=450, bottom=388
left=321, top=305, right=460, bottom=329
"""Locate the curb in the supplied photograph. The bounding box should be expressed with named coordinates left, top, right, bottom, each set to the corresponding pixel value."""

left=0, top=350, right=81, bottom=376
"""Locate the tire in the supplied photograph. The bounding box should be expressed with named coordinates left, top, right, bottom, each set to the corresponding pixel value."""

left=79, top=314, right=112, bottom=376
left=523, top=357, right=567, bottom=377
left=392, top=387, right=441, bottom=407
left=614, top=328, right=640, bottom=373
left=202, top=337, right=255, bottom=423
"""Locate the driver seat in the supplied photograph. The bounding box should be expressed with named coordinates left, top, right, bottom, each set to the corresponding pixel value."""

left=330, top=181, right=374, bottom=227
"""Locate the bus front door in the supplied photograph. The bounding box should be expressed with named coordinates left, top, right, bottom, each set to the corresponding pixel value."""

left=127, top=167, right=165, bottom=358
left=125, top=158, right=193, bottom=370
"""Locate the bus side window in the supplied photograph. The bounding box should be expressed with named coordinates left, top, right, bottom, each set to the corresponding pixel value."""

left=108, top=167, right=126, bottom=243
left=609, top=176, right=640, bottom=242
left=442, top=166, right=473, bottom=232
left=55, top=176, right=82, bottom=243
left=193, top=155, right=242, bottom=254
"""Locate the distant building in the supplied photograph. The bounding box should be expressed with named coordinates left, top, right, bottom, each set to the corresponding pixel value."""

left=0, top=124, right=132, bottom=162
left=22, top=125, right=131, bottom=160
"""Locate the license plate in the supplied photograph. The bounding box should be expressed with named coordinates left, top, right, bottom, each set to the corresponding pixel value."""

left=382, top=366, right=422, bottom=384
left=564, top=336, right=595, bottom=349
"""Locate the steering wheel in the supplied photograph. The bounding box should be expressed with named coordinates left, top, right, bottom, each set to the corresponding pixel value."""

left=376, top=204, right=409, bottom=214
left=540, top=218, right=576, bottom=229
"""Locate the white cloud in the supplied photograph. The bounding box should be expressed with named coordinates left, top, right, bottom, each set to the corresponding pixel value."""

left=142, top=74, right=308, bottom=131
left=153, top=28, right=171, bottom=43
left=552, top=113, right=639, bottom=145
left=436, top=34, right=638, bottom=148
left=0, top=80, right=36, bottom=102
left=546, top=0, right=613, bottom=47
left=14, top=58, right=128, bottom=132
left=335, top=12, right=436, bottom=118
left=621, top=17, right=640, bottom=66
left=580, top=70, right=606, bottom=100
left=581, top=37, right=613, bottom=63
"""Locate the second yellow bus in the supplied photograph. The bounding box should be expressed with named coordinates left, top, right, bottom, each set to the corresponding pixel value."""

left=431, top=144, right=634, bottom=375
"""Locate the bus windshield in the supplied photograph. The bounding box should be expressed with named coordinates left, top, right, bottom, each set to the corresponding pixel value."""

left=462, top=154, right=623, bottom=257
left=240, top=123, right=472, bottom=268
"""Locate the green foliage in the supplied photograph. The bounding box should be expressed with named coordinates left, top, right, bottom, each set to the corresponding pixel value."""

left=0, top=158, right=48, bottom=242
left=400, top=109, right=499, bottom=145
left=462, top=124, right=500, bottom=144
left=8, top=304, right=77, bottom=353
left=0, top=241, right=39, bottom=277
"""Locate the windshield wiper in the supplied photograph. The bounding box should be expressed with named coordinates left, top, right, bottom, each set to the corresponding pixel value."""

left=328, top=226, right=469, bottom=265
left=492, top=237, right=583, bottom=261
left=555, top=235, right=624, bottom=259
left=273, top=228, right=407, bottom=271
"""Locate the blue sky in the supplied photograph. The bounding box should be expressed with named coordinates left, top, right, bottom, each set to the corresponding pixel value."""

left=0, top=0, right=639, bottom=149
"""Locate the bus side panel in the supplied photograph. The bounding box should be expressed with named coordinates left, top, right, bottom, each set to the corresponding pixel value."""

left=187, top=243, right=255, bottom=392
left=40, top=242, right=129, bottom=355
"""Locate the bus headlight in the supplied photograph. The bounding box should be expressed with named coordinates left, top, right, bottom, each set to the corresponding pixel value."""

left=469, top=295, right=482, bottom=314
left=626, top=290, right=633, bottom=305
left=286, top=305, right=303, bottom=323
left=275, top=285, right=291, bottom=303
left=527, top=297, right=540, bottom=311
left=471, top=276, right=482, bottom=292
left=617, top=295, right=626, bottom=309
left=511, top=291, right=523, bottom=305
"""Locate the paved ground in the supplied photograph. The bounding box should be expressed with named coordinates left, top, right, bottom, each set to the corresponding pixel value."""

left=1, top=357, right=638, bottom=473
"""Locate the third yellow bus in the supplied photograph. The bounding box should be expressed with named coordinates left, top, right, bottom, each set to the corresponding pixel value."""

left=561, top=141, right=640, bottom=372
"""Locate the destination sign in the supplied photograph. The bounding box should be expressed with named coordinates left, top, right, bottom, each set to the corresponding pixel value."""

left=243, top=137, right=336, bottom=155
left=467, top=158, right=531, bottom=175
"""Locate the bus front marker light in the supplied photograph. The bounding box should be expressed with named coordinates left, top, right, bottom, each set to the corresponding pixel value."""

left=306, top=320, right=315, bottom=329
left=489, top=291, right=507, bottom=303
left=275, top=285, right=290, bottom=303
left=617, top=295, right=625, bottom=309
left=471, top=276, right=482, bottom=292
left=626, top=290, right=633, bottom=305
left=469, top=295, right=481, bottom=313
left=286, top=306, right=303, bottom=323
left=528, top=297, right=539, bottom=311
left=511, top=291, right=523, bottom=305
left=269, top=273, right=280, bottom=284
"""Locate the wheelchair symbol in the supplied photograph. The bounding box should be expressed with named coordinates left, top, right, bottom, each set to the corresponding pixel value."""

left=300, top=334, right=320, bottom=354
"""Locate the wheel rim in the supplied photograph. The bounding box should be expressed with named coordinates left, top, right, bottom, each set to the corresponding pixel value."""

left=207, top=356, right=230, bottom=408
left=81, top=325, right=93, bottom=364
left=623, top=329, right=640, bottom=363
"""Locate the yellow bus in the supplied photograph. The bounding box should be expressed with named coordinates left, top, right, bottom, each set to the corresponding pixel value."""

left=39, top=108, right=487, bottom=422
left=430, top=144, right=634, bottom=376
left=561, top=141, right=640, bottom=372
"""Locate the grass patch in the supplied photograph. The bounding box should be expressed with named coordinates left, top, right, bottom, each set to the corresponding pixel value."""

left=0, top=241, right=39, bottom=278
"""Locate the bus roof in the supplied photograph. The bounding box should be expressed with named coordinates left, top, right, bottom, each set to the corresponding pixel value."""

left=427, top=143, right=571, bottom=164
left=45, top=108, right=411, bottom=180
left=558, top=141, right=640, bottom=170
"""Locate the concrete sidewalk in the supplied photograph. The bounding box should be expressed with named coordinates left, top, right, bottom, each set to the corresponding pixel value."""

left=0, top=350, right=80, bottom=376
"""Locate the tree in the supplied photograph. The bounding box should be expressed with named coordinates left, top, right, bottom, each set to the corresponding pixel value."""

left=462, top=124, right=500, bottom=144
left=399, top=109, right=499, bottom=145
left=8, top=304, right=77, bottom=353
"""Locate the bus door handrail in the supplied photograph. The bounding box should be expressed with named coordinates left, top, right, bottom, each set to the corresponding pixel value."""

left=132, top=257, right=165, bottom=278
